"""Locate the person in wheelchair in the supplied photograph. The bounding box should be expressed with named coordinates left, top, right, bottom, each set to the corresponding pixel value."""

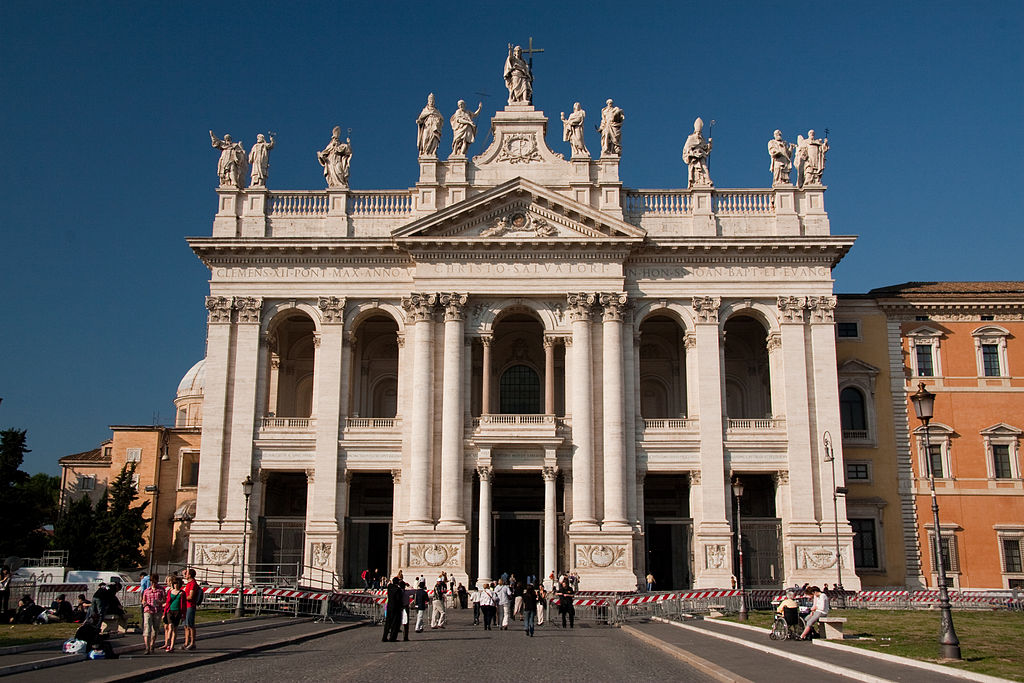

left=775, top=589, right=802, bottom=639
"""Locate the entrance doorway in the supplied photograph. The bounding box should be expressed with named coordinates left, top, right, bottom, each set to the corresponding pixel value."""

left=344, top=473, right=394, bottom=587
left=644, top=474, right=692, bottom=590
left=489, top=472, right=546, bottom=583
left=732, top=474, right=782, bottom=588
left=258, top=472, right=308, bottom=581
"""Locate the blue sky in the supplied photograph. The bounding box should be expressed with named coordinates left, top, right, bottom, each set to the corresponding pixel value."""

left=2, top=1, right=1022, bottom=475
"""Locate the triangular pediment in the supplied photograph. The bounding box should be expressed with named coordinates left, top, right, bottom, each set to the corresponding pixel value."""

left=393, top=177, right=646, bottom=244
left=838, top=358, right=880, bottom=377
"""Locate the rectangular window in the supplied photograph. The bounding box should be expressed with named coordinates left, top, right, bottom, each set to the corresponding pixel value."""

left=103, top=446, right=112, bottom=458
left=836, top=322, right=859, bottom=338
left=1010, top=578, right=1024, bottom=589
left=928, top=444, right=944, bottom=478
left=846, top=462, right=870, bottom=481
left=850, top=518, right=878, bottom=569
left=126, top=447, right=142, bottom=463
left=982, top=343, right=1001, bottom=376
left=78, top=475, right=96, bottom=491
left=931, top=535, right=959, bottom=573
left=993, top=444, right=1013, bottom=479
left=1003, top=539, right=1023, bottom=573
left=180, top=452, right=200, bottom=488
left=916, top=345, right=934, bottom=376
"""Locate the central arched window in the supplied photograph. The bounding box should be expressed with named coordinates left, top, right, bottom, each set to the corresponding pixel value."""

left=499, top=364, right=540, bottom=413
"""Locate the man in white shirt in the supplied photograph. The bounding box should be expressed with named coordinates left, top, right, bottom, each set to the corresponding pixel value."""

left=493, top=579, right=512, bottom=630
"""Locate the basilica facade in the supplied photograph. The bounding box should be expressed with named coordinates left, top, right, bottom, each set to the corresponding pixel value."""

left=188, top=68, right=858, bottom=591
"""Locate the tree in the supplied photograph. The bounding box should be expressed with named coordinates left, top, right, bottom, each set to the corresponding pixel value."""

left=96, top=463, right=150, bottom=569
left=53, top=494, right=98, bottom=568
left=0, top=429, right=35, bottom=556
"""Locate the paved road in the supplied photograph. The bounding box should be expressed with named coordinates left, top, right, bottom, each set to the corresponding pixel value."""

left=155, top=608, right=713, bottom=683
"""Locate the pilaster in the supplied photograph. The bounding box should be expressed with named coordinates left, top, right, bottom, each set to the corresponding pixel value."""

left=600, top=292, right=628, bottom=528
left=224, top=297, right=263, bottom=529
left=213, top=188, right=242, bottom=237
left=326, top=188, right=349, bottom=236
left=241, top=187, right=269, bottom=237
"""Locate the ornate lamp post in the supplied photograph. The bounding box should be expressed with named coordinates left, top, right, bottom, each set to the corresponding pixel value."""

left=234, top=475, right=254, bottom=618
left=910, top=382, right=961, bottom=661
left=822, top=432, right=848, bottom=604
left=732, top=478, right=748, bottom=621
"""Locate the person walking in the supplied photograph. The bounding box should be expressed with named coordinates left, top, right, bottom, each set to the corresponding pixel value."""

left=511, top=575, right=523, bottom=621
left=522, top=583, right=538, bottom=636
left=138, top=572, right=151, bottom=629
left=0, top=566, right=11, bottom=618
left=141, top=573, right=165, bottom=655
left=163, top=575, right=184, bottom=651
left=182, top=568, right=200, bottom=650
left=413, top=581, right=429, bottom=633
left=382, top=576, right=405, bottom=642
left=536, top=585, right=547, bottom=626
left=557, top=577, right=575, bottom=628
left=470, top=585, right=481, bottom=625
left=494, top=578, right=512, bottom=630
left=478, top=582, right=497, bottom=630
left=430, top=576, right=447, bottom=629
left=646, top=572, right=655, bottom=591
left=457, top=582, right=468, bottom=609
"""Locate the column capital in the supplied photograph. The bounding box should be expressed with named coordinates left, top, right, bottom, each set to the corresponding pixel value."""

left=807, top=295, right=838, bottom=324
left=691, top=296, right=721, bottom=323
left=391, top=468, right=402, bottom=484
left=344, top=331, right=358, bottom=347
left=401, top=292, right=438, bottom=322
left=439, top=293, right=469, bottom=322
left=312, top=332, right=322, bottom=348
left=233, top=296, right=263, bottom=324
left=541, top=465, right=559, bottom=482
left=766, top=331, right=782, bottom=352
left=304, top=468, right=315, bottom=484
left=317, top=296, right=347, bottom=323
left=258, top=468, right=270, bottom=483
left=261, top=331, right=278, bottom=350
left=599, top=292, right=628, bottom=322
left=773, top=470, right=790, bottom=486
left=479, top=334, right=493, bottom=347
left=566, top=292, right=597, bottom=321
left=477, top=465, right=494, bottom=482
left=689, top=469, right=702, bottom=486
left=542, top=335, right=558, bottom=349
left=683, top=332, right=697, bottom=350
left=777, top=295, right=808, bottom=323
left=396, top=333, right=405, bottom=348
left=205, top=296, right=233, bottom=324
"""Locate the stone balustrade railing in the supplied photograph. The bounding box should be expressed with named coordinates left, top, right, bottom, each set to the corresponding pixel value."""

left=264, top=190, right=414, bottom=218
left=726, top=418, right=786, bottom=430
left=345, top=417, right=401, bottom=429
left=843, top=429, right=869, bottom=440
left=643, top=418, right=698, bottom=430
left=260, top=417, right=315, bottom=429
left=624, top=188, right=777, bottom=217
left=712, top=190, right=775, bottom=215
left=473, top=414, right=557, bottom=427
left=269, top=192, right=330, bottom=217
left=348, top=190, right=414, bottom=217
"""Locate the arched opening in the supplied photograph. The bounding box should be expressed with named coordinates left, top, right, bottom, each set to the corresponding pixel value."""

left=476, top=309, right=556, bottom=415
left=500, top=365, right=541, bottom=413
left=267, top=312, right=316, bottom=418
left=638, top=315, right=687, bottom=419
left=350, top=314, right=400, bottom=418
left=840, top=387, right=867, bottom=433
left=723, top=315, right=772, bottom=419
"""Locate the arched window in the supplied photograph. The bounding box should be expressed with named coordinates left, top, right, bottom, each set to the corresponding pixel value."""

left=840, top=387, right=867, bottom=432
left=499, top=364, right=540, bottom=414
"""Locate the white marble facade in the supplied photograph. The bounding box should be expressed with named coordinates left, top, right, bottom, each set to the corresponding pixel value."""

left=188, top=83, right=859, bottom=592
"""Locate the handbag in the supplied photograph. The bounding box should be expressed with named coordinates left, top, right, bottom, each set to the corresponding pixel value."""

left=401, top=608, right=408, bottom=625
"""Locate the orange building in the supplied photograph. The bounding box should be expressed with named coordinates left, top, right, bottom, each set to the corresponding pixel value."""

left=872, top=282, right=1024, bottom=590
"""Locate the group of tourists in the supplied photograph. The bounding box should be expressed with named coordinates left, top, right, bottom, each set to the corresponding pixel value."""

left=137, top=568, right=204, bottom=653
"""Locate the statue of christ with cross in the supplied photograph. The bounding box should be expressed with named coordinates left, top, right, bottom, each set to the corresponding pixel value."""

left=504, top=38, right=543, bottom=105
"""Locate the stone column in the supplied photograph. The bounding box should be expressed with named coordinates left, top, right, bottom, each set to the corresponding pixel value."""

left=309, top=297, right=346, bottom=553
left=777, top=296, right=816, bottom=523
left=439, top=293, right=468, bottom=527
left=567, top=293, right=597, bottom=529
left=224, top=297, right=263, bottom=526
left=194, top=296, right=233, bottom=529
left=690, top=296, right=733, bottom=587
left=477, top=465, right=493, bottom=586
left=623, top=314, right=639, bottom=527
left=403, top=293, right=437, bottom=526
left=601, top=293, right=629, bottom=527
left=480, top=335, right=492, bottom=414
left=542, top=465, right=558, bottom=582
left=544, top=336, right=556, bottom=415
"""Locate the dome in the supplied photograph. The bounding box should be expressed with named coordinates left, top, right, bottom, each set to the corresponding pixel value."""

left=176, top=359, right=206, bottom=398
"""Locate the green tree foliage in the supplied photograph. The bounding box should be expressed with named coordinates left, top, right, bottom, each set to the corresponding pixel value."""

left=53, top=494, right=98, bottom=568
left=0, top=429, right=57, bottom=557
left=95, top=463, right=150, bottom=569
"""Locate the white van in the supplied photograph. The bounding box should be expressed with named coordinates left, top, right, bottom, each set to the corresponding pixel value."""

left=65, top=571, right=135, bottom=590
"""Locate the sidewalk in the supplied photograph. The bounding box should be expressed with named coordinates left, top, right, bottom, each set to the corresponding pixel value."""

left=632, top=617, right=1006, bottom=683
left=1, top=615, right=366, bottom=681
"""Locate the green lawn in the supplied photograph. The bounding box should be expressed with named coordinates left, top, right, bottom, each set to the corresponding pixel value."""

left=0, top=609, right=238, bottom=648
left=723, top=609, right=1024, bottom=681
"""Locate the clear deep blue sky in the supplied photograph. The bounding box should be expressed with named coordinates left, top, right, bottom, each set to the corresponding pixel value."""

left=2, top=1, right=1021, bottom=475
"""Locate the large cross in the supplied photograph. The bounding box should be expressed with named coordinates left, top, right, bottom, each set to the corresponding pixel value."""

left=522, top=36, right=544, bottom=71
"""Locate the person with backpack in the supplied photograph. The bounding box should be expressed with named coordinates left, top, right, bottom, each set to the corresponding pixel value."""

left=141, top=573, right=166, bottom=654
left=182, top=568, right=203, bottom=651
left=430, top=576, right=447, bottom=628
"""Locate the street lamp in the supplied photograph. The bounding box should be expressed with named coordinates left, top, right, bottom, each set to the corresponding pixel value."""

left=234, top=475, right=254, bottom=618
left=910, top=382, right=961, bottom=661
left=822, top=432, right=848, bottom=604
left=732, top=478, right=748, bottom=621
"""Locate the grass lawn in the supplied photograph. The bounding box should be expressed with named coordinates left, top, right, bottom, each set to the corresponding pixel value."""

left=0, top=609, right=239, bottom=648
left=723, top=609, right=1024, bottom=681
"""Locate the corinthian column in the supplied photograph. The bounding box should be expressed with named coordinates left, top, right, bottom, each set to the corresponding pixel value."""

left=542, top=466, right=558, bottom=582
left=477, top=465, right=493, bottom=586
left=402, top=293, right=437, bottom=526
left=439, top=293, right=468, bottom=527
left=601, top=292, right=629, bottom=527
left=481, top=335, right=492, bottom=414
left=543, top=336, right=556, bottom=415
left=567, top=292, right=597, bottom=529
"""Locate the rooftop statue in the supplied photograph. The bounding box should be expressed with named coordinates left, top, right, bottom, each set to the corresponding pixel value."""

left=561, top=103, right=589, bottom=158
left=248, top=132, right=276, bottom=187
left=209, top=131, right=247, bottom=188
left=450, top=100, right=482, bottom=157
left=767, top=129, right=794, bottom=186
left=795, top=130, right=829, bottom=187
left=504, top=44, right=533, bottom=105
left=416, top=93, right=444, bottom=158
left=317, top=126, right=352, bottom=188
left=682, top=117, right=713, bottom=188
left=598, top=99, right=624, bottom=156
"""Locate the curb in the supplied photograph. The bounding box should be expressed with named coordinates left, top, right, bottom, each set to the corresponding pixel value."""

left=621, top=624, right=752, bottom=683
left=0, top=616, right=319, bottom=678
left=708, top=618, right=1012, bottom=683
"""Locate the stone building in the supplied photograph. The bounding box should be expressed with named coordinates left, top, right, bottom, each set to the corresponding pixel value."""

left=188, top=70, right=859, bottom=591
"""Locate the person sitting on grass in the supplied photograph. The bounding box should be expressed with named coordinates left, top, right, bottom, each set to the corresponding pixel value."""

left=11, top=594, right=43, bottom=624
left=799, top=586, right=829, bottom=640
left=37, top=593, right=74, bottom=623
left=775, top=589, right=801, bottom=639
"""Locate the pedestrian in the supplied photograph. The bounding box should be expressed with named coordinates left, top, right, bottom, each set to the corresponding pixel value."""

left=163, top=575, right=184, bottom=651
left=413, top=580, right=429, bottom=633
left=557, top=577, right=575, bottom=628
left=470, top=585, right=481, bottom=625
left=646, top=572, right=655, bottom=591
left=96, top=579, right=127, bottom=634
left=799, top=586, right=829, bottom=641
left=141, top=573, right=166, bottom=654
left=479, top=582, right=497, bottom=630
left=139, top=572, right=151, bottom=629
left=382, top=576, right=405, bottom=642
left=536, top=585, right=547, bottom=626
left=182, top=568, right=200, bottom=650
left=457, top=582, right=468, bottom=609
left=494, top=578, right=512, bottom=630
left=0, top=566, right=11, bottom=619
left=361, top=568, right=369, bottom=591
left=430, top=576, right=447, bottom=628
left=522, top=583, right=538, bottom=636
left=511, top=575, right=523, bottom=620
left=547, top=571, right=556, bottom=592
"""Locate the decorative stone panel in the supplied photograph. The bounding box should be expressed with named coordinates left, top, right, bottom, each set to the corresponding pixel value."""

left=409, top=543, right=461, bottom=568
left=195, top=543, right=240, bottom=565
left=575, top=544, right=628, bottom=568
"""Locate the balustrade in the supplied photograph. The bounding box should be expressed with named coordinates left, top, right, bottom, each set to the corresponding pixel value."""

left=642, top=418, right=698, bottom=430
left=726, top=417, right=786, bottom=431
left=260, top=417, right=315, bottom=429
left=269, top=192, right=329, bottom=217
left=345, top=417, right=400, bottom=429
left=712, top=190, right=774, bottom=215
left=624, top=190, right=692, bottom=216
left=348, top=191, right=413, bottom=217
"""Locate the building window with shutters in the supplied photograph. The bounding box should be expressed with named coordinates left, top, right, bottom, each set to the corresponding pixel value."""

left=78, top=474, right=96, bottom=491
left=972, top=325, right=1010, bottom=379
left=997, top=531, right=1024, bottom=589
left=908, top=327, right=943, bottom=378
left=927, top=531, right=960, bottom=588
left=850, top=518, right=879, bottom=570
left=981, top=424, right=1022, bottom=480
left=914, top=423, right=953, bottom=481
